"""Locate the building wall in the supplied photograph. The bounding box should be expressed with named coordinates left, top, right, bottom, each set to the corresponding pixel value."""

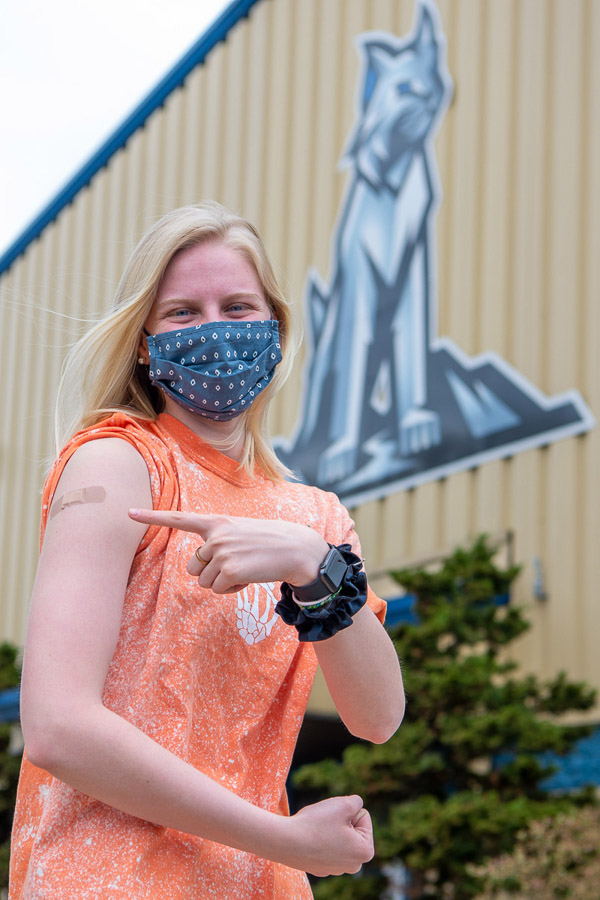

left=1, top=0, right=598, bottom=711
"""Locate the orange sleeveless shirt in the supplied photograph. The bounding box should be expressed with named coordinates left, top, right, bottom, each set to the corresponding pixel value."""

left=10, top=413, right=385, bottom=899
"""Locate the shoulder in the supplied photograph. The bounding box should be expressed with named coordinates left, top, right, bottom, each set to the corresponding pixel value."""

left=42, top=434, right=154, bottom=539
left=59, top=438, right=150, bottom=487
left=274, top=479, right=355, bottom=540
left=277, top=478, right=347, bottom=512
left=50, top=438, right=152, bottom=523
left=43, top=414, right=180, bottom=526
left=38, top=436, right=152, bottom=567
left=64, top=413, right=169, bottom=460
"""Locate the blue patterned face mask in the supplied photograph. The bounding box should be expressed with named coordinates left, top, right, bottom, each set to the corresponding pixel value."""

left=146, top=320, right=282, bottom=420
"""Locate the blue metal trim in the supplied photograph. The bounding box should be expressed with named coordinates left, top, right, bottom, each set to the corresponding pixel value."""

left=495, top=726, right=600, bottom=791
left=0, top=688, right=20, bottom=723
left=0, top=0, right=263, bottom=276
left=385, top=594, right=419, bottom=628
left=385, top=591, right=511, bottom=628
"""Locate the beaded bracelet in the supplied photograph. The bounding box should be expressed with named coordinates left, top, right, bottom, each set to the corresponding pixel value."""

left=275, top=544, right=367, bottom=642
left=292, top=584, right=343, bottom=610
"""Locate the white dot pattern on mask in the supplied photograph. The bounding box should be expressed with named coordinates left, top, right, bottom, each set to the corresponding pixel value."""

left=145, top=320, right=282, bottom=420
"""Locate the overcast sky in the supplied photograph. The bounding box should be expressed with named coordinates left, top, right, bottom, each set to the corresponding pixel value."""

left=0, top=0, right=230, bottom=256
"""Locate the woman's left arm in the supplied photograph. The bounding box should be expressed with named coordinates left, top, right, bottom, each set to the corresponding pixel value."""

left=312, top=604, right=404, bottom=743
left=128, top=510, right=405, bottom=743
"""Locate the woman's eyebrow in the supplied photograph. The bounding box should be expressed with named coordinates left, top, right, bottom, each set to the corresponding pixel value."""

left=221, top=292, right=264, bottom=302
left=157, top=292, right=263, bottom=304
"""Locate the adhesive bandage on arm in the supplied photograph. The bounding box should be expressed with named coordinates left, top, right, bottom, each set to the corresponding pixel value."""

left=49, top=486, right=107, bottom=520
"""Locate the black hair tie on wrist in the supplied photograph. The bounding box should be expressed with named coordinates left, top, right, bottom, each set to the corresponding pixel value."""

left=275, top=544, right=368, bottom=642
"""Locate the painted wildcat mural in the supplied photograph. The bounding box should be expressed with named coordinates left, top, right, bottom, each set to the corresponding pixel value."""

left=277, top=1, right=594, bottom=505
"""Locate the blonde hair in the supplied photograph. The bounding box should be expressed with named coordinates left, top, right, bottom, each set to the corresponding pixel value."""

left=55, top=202, right=300, bottom=480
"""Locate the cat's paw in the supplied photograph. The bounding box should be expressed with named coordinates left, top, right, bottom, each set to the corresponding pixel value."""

left=318, top=441, right=357, bottom=485
left=400, top=409, right=441, bottom=455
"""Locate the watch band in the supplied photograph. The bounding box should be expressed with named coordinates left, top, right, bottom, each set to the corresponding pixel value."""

left=290, top=544, right=349, bottom=602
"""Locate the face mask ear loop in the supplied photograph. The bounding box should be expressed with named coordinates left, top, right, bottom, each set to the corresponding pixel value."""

left=138, top=328, right=151, bottom=366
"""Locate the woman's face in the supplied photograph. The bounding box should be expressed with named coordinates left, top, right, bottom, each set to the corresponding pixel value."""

left=145, top=238, right=272, bottom=335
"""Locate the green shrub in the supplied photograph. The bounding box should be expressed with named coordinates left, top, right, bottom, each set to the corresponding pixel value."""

left=296, top=537, right=597, bottom=899
left=0, top=643, right=23, bottom=894
left=471, top=806, right=600, bottom=898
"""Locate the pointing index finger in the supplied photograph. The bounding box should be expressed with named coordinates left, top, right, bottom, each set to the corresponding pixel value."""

left=128, top=508, right=213, bottom=536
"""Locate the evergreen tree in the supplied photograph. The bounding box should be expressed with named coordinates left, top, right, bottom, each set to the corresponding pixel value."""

left=294, top=536, right=597, bottom=899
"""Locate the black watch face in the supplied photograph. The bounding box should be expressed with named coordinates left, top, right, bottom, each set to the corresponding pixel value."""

left=321, top=549, right=348, bottom=593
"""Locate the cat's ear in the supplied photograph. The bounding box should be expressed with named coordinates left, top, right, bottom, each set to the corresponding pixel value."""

left=415, top=4, right=438, bottom=50
left=368, top=45, right=395, bottom=76
left=356, top=36, right=396, bottom=110
left=359, top=37, right=396, bottom=76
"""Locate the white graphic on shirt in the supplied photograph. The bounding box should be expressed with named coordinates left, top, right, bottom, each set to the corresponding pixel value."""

left=236, top=582, right=278, bottom=644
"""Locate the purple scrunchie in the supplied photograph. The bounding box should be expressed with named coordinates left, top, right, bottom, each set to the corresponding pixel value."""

left=275, top=544, right=367, bottom=642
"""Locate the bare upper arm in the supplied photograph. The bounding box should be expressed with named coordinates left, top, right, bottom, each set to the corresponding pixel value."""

left=21, top=439, right=153, bottom=738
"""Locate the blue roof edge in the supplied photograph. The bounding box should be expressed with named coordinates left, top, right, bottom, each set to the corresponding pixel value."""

left=0, top=0, right=263, bottom=276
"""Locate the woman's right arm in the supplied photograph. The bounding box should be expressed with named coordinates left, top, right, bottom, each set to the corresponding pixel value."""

left=20, top=438, right=372, bottom=877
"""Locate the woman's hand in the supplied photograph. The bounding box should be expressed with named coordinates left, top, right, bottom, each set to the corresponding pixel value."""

left=282, top=795, right=374, bottom=877
left=128, top=508, right=329, bottom=593
left=128, top=510, right=405, bottom=746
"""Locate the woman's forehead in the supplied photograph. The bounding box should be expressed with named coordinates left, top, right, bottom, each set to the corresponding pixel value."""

left=158, top=240, right=264, bottom=300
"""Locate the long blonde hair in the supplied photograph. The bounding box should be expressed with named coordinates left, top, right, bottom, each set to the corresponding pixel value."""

left=55, top=202, right=300, bottom=480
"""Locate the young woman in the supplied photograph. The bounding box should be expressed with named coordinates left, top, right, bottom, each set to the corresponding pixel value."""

left=11, top=203, right=404, bottom=898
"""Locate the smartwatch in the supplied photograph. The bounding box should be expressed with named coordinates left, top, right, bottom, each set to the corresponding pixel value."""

left=290, top=544, right=349, bottom=602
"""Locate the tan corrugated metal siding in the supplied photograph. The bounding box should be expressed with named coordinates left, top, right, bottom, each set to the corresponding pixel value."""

left=1, top=0, right=598, bottom=710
